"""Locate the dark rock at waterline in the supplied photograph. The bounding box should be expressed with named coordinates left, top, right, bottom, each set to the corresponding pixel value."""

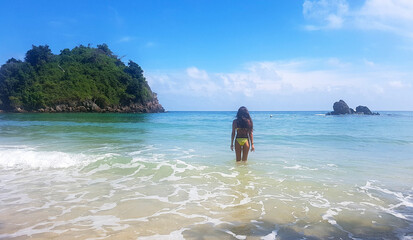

left=355, top=105, right=374, bottom=115
left=332, top=100, right=352, bottom=115
left=4, top=96, right=165, bottom=114
left=327, top=100, right=379, bottom=115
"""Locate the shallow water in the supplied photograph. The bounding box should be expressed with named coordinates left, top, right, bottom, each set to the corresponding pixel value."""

left=0, top=111, right=412, bottom=239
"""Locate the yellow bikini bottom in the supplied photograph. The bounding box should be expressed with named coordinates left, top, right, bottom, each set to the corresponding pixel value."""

left=236, top=138, right=248, bottom=146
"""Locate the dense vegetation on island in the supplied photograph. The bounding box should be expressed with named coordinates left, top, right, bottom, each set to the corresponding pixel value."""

left=0, top=44, right=164, bottom=113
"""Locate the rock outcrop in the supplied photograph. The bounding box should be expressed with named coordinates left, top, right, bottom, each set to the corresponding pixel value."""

left=327, top=100, right=379, bottom=115
left=12, top=94, right=164, bottom=113
left=332, top=100, right=354, bottom=115
left=355, top=106, right=373, bottom=115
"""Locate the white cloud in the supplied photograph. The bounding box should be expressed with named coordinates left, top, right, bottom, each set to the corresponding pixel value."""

left=303, top=0, right=413, bottom=38
left=148, top=67, right=218, bottom=98
left=363, top=58, right=375, bottom=67
left=186, top=67, right=209, bottom=80
left=303, top=0, right=348, bottom=30
left=146, top=58, right=413, bottom=109
left=388, top=80, right=403, bottom=88
left=359, top=0, right=413, bottom=21
left=146, top=73, right=177, bottom=91
left=388, top=80, right=411, bottom=88
left=356, top=0, right=413, bottom=37
left=146, top=58, right=413, bottom=110
left=373, top=84, right=385, bottom=94
left=326, top=14, right=344, bottom=29
left=326, top=58, right=351, bottom=68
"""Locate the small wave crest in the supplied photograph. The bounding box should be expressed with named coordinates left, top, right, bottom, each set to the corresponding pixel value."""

left=0, top=145, right=93, bottom=170
left=283, top=164, right=318, bottom=171
left=359, top=180, right=413, bottom=221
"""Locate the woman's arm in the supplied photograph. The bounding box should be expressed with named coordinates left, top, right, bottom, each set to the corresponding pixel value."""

left=249, top=130, right=255, bottom=152
left=231, top=120, right=236, bottom=151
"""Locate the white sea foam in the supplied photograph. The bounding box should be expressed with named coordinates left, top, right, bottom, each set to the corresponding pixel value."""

left=207, top=171, right=239, bottom=178
left=138, top=228, right=188, bottom=240
left=300, top=191, right=331, bottom=208
left=338, top=201, right=354, bottom=206
left=322, top=208, right=342, bottom=225
left=224, top=230, right=247, bottom=240
left=261, top=226, right=278, bottom=240
left=283, top=164, right=318, bottom=171
left=359, top=181, right=413, bottom=221
left=0, top=214, right=128, bottom=239
left=284, top=164, right=301, bottom=169
left=0, top=145, right=93, bottom=169
left=89, top=202, right=117, bottom=214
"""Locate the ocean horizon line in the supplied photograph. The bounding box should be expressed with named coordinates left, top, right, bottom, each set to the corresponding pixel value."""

left=161, top=110, right=413, bottom=112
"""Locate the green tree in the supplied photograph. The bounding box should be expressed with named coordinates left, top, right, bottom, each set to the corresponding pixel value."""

left=25, top=45, right=54, bottom=67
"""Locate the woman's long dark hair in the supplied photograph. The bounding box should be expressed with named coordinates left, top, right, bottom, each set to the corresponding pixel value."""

left=236, top=106, right=253, bottom=131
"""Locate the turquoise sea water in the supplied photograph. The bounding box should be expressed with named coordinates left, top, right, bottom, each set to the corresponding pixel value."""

left=0, top=111, right=412, bottom=239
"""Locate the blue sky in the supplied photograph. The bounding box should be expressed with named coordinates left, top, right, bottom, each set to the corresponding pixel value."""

left=1, top=0, right=413, bottom=110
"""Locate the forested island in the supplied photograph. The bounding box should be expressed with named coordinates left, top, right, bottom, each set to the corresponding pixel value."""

left=0, top=44, right=164, bottom=113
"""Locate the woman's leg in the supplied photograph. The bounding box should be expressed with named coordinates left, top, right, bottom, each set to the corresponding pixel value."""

left=242, top=141, right=250, bottom=161
left=235, top=141, right=242, bottom=161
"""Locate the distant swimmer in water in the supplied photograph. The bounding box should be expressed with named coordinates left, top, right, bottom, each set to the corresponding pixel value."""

left=231, top=106, right=254, bottom=161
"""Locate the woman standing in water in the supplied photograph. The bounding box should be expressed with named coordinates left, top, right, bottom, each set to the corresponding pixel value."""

left=231, top=106, right=254, bottom=161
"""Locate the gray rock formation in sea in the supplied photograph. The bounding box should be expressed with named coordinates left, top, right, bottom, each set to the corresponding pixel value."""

left=327, top=100, right=379, bottom=115
left=355, top=105, right=374, bottom=115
